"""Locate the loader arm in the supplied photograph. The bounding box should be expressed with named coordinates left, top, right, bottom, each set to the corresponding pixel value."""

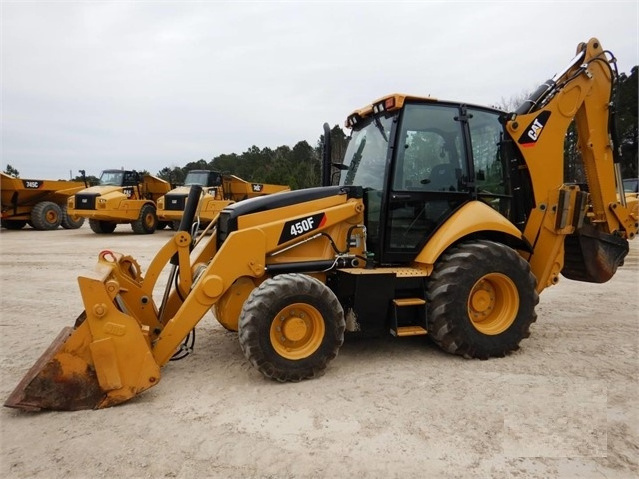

left=5, top=187, right=364, bottom=410
left=154, top=189, right=363, bottom=365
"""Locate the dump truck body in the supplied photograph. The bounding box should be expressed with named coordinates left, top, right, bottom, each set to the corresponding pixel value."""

left=1, top=173, right=87, bottom=230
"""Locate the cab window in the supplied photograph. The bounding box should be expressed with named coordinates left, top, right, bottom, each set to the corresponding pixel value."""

left=467, top=108, right=510, bottom=216
left=393, top=104, right=466, bottom=192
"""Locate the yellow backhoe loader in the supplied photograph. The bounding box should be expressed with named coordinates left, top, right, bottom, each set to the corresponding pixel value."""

left=67, top=169, right=171, bottom=234
left=157, top=169, right=290, bottom=230
left=6, top=38, right=637, bottom=411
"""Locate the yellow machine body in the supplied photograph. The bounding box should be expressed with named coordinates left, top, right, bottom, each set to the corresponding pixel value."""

left=67, top=170, right=171, bottom=234
left=1, top=173, right=87, bottom=230
left=157, top=171, right=290, bottom=227
left=6, top=38, right=637, bottom=411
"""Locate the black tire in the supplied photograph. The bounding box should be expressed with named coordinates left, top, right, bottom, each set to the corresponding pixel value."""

left=31, top=201, right=62, bottom=230
left=61, top=205, right=85, bottom=229
left=2, top=220, right=27, bottom=230
left=131, top=204, right=157, bottom=234
left=426, top=240, right=538, bottom=359
left=89, top=219, right=117, bottom=234
left=238, top=273, right=345, bottom=382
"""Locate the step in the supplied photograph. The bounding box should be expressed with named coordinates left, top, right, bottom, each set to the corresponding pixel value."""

left=394, top=326, right=428, bottom=337
left=393, top=298, right=426, bottom=307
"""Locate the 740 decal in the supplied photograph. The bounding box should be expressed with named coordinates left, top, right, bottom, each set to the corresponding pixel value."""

left=278, top=213, right=327, bottom=245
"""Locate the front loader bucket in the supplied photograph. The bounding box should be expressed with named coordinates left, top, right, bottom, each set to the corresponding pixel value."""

left=5, top=326, right=104, bottom=411
left=5, top=263, right=162, bottom=411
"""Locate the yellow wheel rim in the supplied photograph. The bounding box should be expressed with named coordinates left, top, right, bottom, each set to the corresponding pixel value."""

left=270, top=302, right=325, bottom=360
left=144, top=212, right=155, bottom=228
left=468, top=273, right=519, bottom=335
left=46, top=209, right=58, bottom=223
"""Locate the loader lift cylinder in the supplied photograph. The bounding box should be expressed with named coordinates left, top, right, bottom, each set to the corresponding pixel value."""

left=161, top=184, right=203, bottom=322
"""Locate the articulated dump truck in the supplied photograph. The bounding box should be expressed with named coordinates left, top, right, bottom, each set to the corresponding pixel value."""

left=67, top=169, right=172, bottom=234
left=5, top=38, right=637, bottom=411
left=157, top=169, right=290, bottom=230
left=1, top=173, right=87, bottom=230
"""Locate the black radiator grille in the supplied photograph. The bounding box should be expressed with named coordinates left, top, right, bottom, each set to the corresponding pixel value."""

left=165, top=194, right=187, bottom=211
left=75, top=193, right=99, bottom=210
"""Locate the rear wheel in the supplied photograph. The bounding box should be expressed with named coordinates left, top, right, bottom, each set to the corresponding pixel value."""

left=31, top=201, right=62, bottom=230
left=238, top=273, right=345, bottom=381
left=131, top=204, right=157, bottom=234
left=426, top=240, right=538, bottom=359
left=89, top=219, right=117, bottom=234
left=2, top=220, right=27, bottom=230
left=61, top=205, right=85, bottom=229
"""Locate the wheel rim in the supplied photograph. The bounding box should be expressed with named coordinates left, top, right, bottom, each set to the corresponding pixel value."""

left=467, top=273, right=519, bottom=335
left=144, top=212, right=155, bottom=228
left=46, top=209, right=59, bottom=224
left=270, top=302, right=325, bottom=360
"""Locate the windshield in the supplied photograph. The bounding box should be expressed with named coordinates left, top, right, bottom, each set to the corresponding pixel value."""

left=339, top=114, right=393, bottom=189
left=184, top=171, right=211, bottom=186
left=99, top=171, right=124, bottom=186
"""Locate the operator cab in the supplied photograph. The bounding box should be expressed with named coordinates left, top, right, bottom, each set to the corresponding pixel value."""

left=184, top=170, right=222, bottom=188
left=338, top=94, right=513, bottom=265
left=99, top=170, right=140, bottom=187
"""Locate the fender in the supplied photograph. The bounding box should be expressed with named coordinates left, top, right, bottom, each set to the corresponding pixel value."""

left=413, top=201, right=529, bottom=267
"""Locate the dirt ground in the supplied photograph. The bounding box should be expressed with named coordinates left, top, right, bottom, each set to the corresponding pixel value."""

left=0, top=223, right=637, bottom=478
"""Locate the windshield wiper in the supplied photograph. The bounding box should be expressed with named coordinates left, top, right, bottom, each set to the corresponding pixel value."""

left=373, top=116, right=388, bottom=142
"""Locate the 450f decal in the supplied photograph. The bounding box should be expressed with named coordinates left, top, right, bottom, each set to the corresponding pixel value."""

left=278, top=213, right=327, bottom=245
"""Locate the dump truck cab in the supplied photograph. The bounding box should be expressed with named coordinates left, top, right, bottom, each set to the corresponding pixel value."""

left=157, top=169, right=289, bottom=228
left=157, top=170, right=225, bottom=228
left=68, top=169, right=171, bottom=234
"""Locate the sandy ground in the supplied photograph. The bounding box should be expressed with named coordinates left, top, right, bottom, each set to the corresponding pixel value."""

left=0, top=223, right=637, bottom=479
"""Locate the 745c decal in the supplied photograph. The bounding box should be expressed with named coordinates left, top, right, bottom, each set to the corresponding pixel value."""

left=278, top=213, right=327, bottom=245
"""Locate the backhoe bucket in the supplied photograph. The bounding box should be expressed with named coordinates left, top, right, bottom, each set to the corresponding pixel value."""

left=5, top=263, right=162, bottom=411
left=562, top=224, right=629, bottom=283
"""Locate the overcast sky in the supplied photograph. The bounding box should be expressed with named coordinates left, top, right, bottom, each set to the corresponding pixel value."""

left=2, top=1, right=638, bottom=180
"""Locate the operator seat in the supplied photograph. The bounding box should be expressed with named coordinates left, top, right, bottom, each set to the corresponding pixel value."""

left=428, top=163, right=459, bottom=192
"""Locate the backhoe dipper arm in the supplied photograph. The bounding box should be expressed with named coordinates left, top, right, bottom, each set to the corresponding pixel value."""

left=505, top=38, right=637, bottom=290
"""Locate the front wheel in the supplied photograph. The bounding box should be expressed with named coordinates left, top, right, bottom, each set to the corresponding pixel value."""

left=426, top=240, right=538, bottom=359
left=61, top=205, right=85, bottom=229
left=131, top=204, right=157, bottom=234
left=238, top=273, right=345, bottom=382
left=89, top=219, right=117, bottom=234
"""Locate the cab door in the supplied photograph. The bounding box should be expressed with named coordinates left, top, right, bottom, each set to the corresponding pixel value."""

left=380, top=102, right=472, bottom=264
